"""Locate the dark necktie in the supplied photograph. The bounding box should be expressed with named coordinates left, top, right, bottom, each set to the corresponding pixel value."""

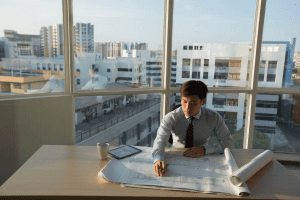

left=185, top=116, right=195, bottom=148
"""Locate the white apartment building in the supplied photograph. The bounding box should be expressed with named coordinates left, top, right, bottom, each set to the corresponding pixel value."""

left=73, top=23, right=94, bottom=54
left=39, top=24, right=64, bottom=58
left=176, top=42, right=293, bottom=149
left=4, top=30, right=41, bottom=57
left=93, top=57, right=146, bottom=85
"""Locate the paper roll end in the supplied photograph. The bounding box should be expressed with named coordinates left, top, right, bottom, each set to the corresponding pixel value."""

left=230, top=176, right=242, bottom=187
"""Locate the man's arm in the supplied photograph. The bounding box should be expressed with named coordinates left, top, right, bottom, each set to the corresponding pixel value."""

left=151, top=112, right=174, bottom=164
left=203, top=112, right=234, bottom=155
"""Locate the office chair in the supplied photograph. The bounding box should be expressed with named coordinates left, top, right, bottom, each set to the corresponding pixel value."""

left=168, top=104, right=182, bottom=145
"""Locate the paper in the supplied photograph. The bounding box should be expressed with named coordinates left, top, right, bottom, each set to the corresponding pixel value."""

left=99, top=146, right=250, bottom=196
left=229, top=150, right=274, bottom=186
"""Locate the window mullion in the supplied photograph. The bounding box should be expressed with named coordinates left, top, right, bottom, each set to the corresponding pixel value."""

left=160, top=0, right=174, bottom=120
left=62, top=0, right=74, bottom=95
left=244, top=0, right=266, bottom=149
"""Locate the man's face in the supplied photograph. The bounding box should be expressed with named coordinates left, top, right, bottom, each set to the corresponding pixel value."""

left=181, top=95, right=206, bottom=117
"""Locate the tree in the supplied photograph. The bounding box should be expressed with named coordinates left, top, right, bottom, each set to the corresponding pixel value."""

left=208, top=127, right=270, bottom=149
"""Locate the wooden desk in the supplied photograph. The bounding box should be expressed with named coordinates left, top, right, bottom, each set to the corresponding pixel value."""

left=0, top=145, right=300, bottom=199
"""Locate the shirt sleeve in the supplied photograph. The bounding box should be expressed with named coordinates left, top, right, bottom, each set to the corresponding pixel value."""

left=151, top=112, right=174, bottom=164
left=203, top=112, right=234, bottom=154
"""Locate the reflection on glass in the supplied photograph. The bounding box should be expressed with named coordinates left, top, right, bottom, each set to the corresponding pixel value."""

left=0, top=0, right=64, bottom=95
left=75, top=93, right=168, bottom=147
left=252, top=93, right=300, bottom=153
left=73, top=0, right=165, bottom=90
left=174, top=92, right=247, bottom=149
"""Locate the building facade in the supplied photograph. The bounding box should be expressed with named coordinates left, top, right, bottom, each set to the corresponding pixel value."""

left=73, top=23, right=94, bottom=54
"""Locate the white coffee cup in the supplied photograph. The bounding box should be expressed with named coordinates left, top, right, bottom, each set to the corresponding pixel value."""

left=97, top=143, right=109, bottom=160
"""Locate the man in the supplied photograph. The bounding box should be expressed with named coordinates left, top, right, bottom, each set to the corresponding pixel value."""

left=152, top=80, right=234, bottom=176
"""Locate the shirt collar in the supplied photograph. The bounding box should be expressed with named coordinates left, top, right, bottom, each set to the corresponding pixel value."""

left=184, top=107, right=201, bottom=120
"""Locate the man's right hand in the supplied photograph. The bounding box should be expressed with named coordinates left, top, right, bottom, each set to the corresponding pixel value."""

left=154, top=160, right=167, bottom=177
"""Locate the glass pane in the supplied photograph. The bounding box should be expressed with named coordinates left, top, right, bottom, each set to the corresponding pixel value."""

left=0, top=0, right=64, bottom=95
left=173, top=92, right=247, bottom=149
left=73, top=0, right=164, bottom=90
left=259, top=0, right=299, bottom=89
left=75, top=93, right=162, bottom=147
left=253, top=93, right=300, bottom=153
left=172, top=0, right=256, bottom=88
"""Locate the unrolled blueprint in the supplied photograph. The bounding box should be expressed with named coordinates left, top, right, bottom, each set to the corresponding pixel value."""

left=98, top=146, right=250, bottom=196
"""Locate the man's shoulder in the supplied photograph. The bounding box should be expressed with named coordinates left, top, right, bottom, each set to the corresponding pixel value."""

left=165, top=106, right=184, bottom=119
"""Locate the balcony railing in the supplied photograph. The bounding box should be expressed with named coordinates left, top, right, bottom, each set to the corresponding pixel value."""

left=76, top=99, right=161, bottom=144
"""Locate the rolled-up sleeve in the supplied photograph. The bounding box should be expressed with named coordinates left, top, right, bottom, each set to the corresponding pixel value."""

left=152, top=112, right=174, bottom=164
left=203, top=112, right=234, bottom=154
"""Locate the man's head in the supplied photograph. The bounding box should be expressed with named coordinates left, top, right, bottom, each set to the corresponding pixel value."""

left=180, top=80, right=208, bottom=117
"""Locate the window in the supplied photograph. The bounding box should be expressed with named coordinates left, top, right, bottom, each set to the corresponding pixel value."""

left=107, top=69, right=110, bottom=72
left=258, top=74, right=264, bottom=81
left=268, top=61, right=277, bottom=68
left=77, top=79, right=80, bottom=85
left=1, top=0, right=299, bottom=156
left=267, top=74, right=276, bottom=82
left=77, top=69, right=80, bottom=72
left=118, top=68, right=133, bottom=72
left=204, top=59, right=209, bottom=67
left=182, top=71, right=190, bottom=78
left=192, top=59, right=201, bottom=67
left=182, top=59, right=190, bottom=66
left=192, top=72, right=200, bottom=79
left=259, top=60, right=266, bottom=68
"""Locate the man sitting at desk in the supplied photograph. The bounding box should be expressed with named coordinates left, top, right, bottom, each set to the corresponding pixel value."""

left=152, top=80, right=234, bottom=176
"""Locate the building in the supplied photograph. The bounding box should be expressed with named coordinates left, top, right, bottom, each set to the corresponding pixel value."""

left=0, top=56, right=79, bottom=93
left=73, top=23, right=94, bottom=55
left=4, top=30, right=42, bottom=57
left=175, top=40, right=295, bottom=150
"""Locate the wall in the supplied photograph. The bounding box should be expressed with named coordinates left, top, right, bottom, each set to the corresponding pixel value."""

left=0, top=95, right=74, bottom=186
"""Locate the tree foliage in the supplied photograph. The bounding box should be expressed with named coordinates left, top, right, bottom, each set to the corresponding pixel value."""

left=208, top=127, right=270, bottom=149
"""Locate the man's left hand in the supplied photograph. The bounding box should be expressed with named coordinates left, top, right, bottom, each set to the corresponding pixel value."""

left=183, top=147, right=205, bottom=158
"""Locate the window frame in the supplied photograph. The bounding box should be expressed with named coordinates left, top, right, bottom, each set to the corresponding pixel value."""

left=1, top=0, right=300, bottom=150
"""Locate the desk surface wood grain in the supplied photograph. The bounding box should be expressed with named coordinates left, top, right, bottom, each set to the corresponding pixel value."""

left=0, top=145, right=300, bottom=199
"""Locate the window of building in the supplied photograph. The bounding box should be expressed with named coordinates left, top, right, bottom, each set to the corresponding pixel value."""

left=259, top=60, right=266, bottom=68
left=268, top=61, right=277, bottom=68
left=182, top=59, right=190, bottom=66
left=182, top=71, right=190, bottom=78
left=77, top=79, right=80, bottom=85
left=200, top=46, right=203, bottom=50
left=107, top=69, right=110, bottom=72
left=192, top=59, right=201, bottom=67
left=189, top=46, right=193, bottom=50
left=258, top=74, right=264, bottom=81
left=267, top=74, right=276, bottom=82
left=204, top=59, right=209, bottom=66
left=203, top=72, right=208, bottom=79
left=192, top=72, right=200, bottom=79
left=76, top=69, right=80, bottom=72
left=183, top=46, right=187, bottom=50
left=194, top=46, right=198, bottom=50
left=118, top=68, right=133, bottom=72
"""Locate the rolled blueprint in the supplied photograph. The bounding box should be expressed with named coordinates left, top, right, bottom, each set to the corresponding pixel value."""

left=229, top=150, right=274, bottom=187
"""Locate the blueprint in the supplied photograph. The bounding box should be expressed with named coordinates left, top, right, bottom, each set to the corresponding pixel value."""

left=98, top=146, right=250, bottom=196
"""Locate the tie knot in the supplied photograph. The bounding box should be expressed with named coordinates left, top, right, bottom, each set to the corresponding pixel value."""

left=188, top=116, right=195, bottom=123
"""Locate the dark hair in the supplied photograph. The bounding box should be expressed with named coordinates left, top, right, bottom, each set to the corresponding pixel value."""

left=180, top=80, right=208, bottom=100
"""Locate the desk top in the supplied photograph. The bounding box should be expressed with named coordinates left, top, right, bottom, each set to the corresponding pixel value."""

left=0, top=145, right=300, bottom=199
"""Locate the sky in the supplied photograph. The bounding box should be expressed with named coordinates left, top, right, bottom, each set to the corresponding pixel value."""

left=0, top=0, right=299, bottom=51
